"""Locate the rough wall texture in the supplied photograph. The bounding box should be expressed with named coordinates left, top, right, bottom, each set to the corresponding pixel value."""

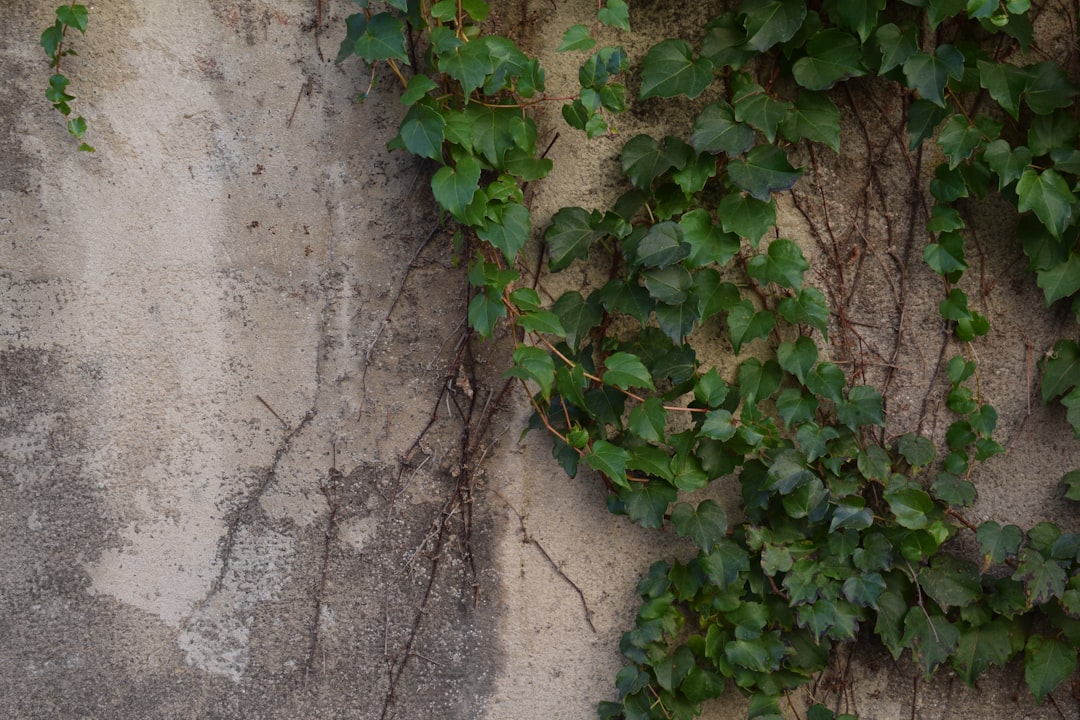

left=2, top=1, right=1079, bottom=720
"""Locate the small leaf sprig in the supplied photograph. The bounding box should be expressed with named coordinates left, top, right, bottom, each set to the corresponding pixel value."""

left=41, top=2, right=94, bottom=152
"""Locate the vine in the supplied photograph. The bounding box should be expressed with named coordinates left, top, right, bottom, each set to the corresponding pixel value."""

left=41, top=1, right=94, bottom=152
left=334, top=0, right=1080, bottom=717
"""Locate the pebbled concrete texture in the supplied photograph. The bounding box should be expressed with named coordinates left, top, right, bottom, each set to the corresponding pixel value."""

left=2, top=1, right=1080, bottom=720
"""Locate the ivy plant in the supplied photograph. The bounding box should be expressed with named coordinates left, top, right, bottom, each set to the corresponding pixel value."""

left=41, top=1, right=94, bottom=152
left=341, top=1, right=1080, bottom=718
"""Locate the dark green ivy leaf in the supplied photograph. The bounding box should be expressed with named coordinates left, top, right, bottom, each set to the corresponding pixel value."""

left=1025, top=635, right=1078, bottom=702
left=781, top=91, right=842, bottom=152
left=903, top=45, right=965, bottom=108
left=640, top=39, right=715, bottom=100
left=728, top=301, right=777, bottom=353
left=692, top=101, right=756, bottom=155
left=977, top=60, right=1030, bottom=119
left=671, top=500, right=728, bottom=551
left=477, top=202, right=531, bottom=263
left=1017, top=167, right=1076, bottom=239
left=586, top=439, right=632, bottom=489
left=1024, top=61, right=1078, bottom=115
left=728, top=145, right=803, bottom=201
left=351, top=12, right=409, bottom=64
left=901, top=607, right=960, bottom=677
left=622, top=134, right=680, bottom=191
left=603, top=351, right=655, bottom=391
left=1041, top=340, right=1080, bottom=402
left=952, top=619, right=1017, bottom=686
left=742, top=0, right=808, bottom=52
left=747, top=237, right=810, bottom=290
left=1036, top=252, right=1080, bottom=305
left=733, top=83, right=794, bottom=142
left=983, top=139, right=1032, bottom=190
left=792, top=28, right=866, bottom=91
left=620, top=480, right=678, bottom=528
left=545, top=207, right=601, bottom=271
left=918, top=555, right=983, bottom=610
left=875, top=22, right=919, bottom=75
left=718, top=193, right=776, bottom=245
left=977, top=521, right=1023, bottom=566
left=505, top=345, right=555, bottom=399
left=431, top=153, right=481, bottom=219
left=1013, top=548, right=1067, bottom=606
left=823, top=0, right=886, bottom=42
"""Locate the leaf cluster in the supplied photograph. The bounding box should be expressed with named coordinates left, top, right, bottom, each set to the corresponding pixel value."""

left=344, top=1, right=1080, bottom=718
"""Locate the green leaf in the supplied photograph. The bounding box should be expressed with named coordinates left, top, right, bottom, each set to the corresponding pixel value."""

left=621, top=134, right=678, bottom=191
left=702, top=538, right=750, bottom=588
left=40, top=22, right=63, bottom=60
left=777, top=336, right=818, bottom=384
left=468, top=291, right=505, bottom=338
left=671, top=500, right=728, bottom=551
left=908, top=99, right=950, bottom=149
left=733, top=83, right=793, bottom=142
left=875, top=22, right=919, bottom=75
left=903, top=45, right=965, bottom=108
left=604, top=352, right=655, bottom=391
left=952, top=619, right=1017, bottom=686
left=1029, top=111, right=1080, bottom=156
left=1064, top=470, right=1080, bottom=501
left=56, top=4, right=89, bottom=32
left=1036, top=252, right=1080, bottom=305
left=695, top=369, right=730, bottom=408
left=919, top=555, right=983, bottom=610
left=636, top=221, right=689, bottom=269
left=1017, top=168, right=1076, bottom=239
left=747, top=238, right=810, bottom=290
left=558, top=24, right=595, bottom=52
left=977, top=60, right=1030, bottom=119
left=517, top=310, right=565, bottom=337
left=899, top=434, right=936, bottom=469
left=478, top=202, right=531, bottom=263
left=824, top=0, right=885, bottom=42
left=438, top=37, right=493, bottom=95
left=644, top=265, right=693, bottom=304
left=700, top=409, right=737, bottom=441
left=628, top=397, right=667, bottom=442
left=728, top=301, right=776, bottom=353
left=977, top=521, right=1023, bottom=566
left=505, top=346, right=555, bottom=399
left=738, top=358, right=783, bottom=403
left=1063, top=388, right=1080, bottom=438
left=781, top=92, right=842, bottom=152
left=1041, top=340, right=1080, bottom=402
left=431, top=153, right=481, bottom=219
left=627, top=446, right=674, bottom=480
left=742, top=0, right=807, bottom=51
left=938, top=115, right=998, bottom=170
left=719, top=193, right=776, bottom=244
left=1014, top=549, right=1068, bottom=606
left=836, top=385, right=885, bottom=430
left=640, top=39, right=714, bottom=100
left=621, top=480, right=677, bottom=528
left=585, top=440, right=632, bottom=489
left=926, top=0, right=966, bottom=27
left=932, top=473, right=977, bottom=507
left=983, top=139, right=1032, bottom=190
left=924, top=231, right=968, bottom=278
left=598, top=0, right=631, bottom=31
left=901, top=607, right=960, bottom=677
left=654, top=645, right=696, bottom=691
left=886, top=487, right=934, bottom=529
left=792, top=29, right=866, bottom=91
left=1025, top=635, right=1077, bottom=702
left=552, top=290, right=602, bottom=350
left=767, top=449, right=815, bottom=494
left=777, top=287, right=829, bottom=338
left=1024, top=61, right=1077, bottom=115
left=701, top=13, right=757, bottom=69
left=681, top=211, right=741, bottom=268
left=692, top=101, right=755, bottom=155
left=352, top=12, right=409, bottom=63
left=545, top=207, right=600, bottom=271
left=728, top=145, right=803, bottom=202
left=776, top=388, right=818, bottom=425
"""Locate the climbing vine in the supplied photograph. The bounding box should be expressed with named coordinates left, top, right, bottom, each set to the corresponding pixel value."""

left=41, top=1, right=94, bottom=152
left=334, top=0, right=1080, bottom=717
left=43, top=0, right=1080, bottom=717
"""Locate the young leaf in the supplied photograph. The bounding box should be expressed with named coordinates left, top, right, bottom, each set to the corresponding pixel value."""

left=558, top=24, right=595, bottom=52
left=727, top=145, right=803, bottom=201
left=597, top=0, right=631, bottom=31
left=506, top=345, right=555, bottom=399
left=468, top=291, right=505, bottom=338
left=639, top=39, right=714, bottom=100
left=56, top=4, right=89, bottom=33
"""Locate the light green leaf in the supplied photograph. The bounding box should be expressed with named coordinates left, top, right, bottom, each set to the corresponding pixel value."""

left=517, top=309, right=565, bottom=337
left=640, top=39, right=714, bottom=100
left=746, top=237, right=810, bottom=290
left=468, top=291, right=505, bottom=339
left=585, top=440, right=632, bottom=489
left=604, top=352, right=655, bottom=391
left=505, top=345, right=555, bottom=399
left=597, top=0, right=630, bottom=31
left=431, top=153, right=481, bottom=218
left=558, top=24, right=595, bottom=52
